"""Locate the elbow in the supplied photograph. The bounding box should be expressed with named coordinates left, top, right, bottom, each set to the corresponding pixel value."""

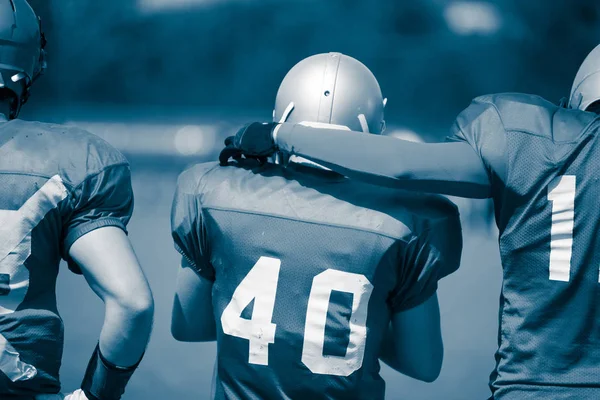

left=170, top=322, right=192, bottom=342
left=130, top=294, right=154, bottom=321
left=416, top=364, right=442, bottom=383
left=129, top=300, right=154, bottom=331
left=170, top=314, right=216, bottom=342
left=414, top=348, right=443, bottom=383
left=170, top=325, right=191, bottom=342
left=389, top=343, right=443, bottom=383
left=383, top=358, right=442, bottom=383
left=391, top=168, right=412, bottom=182
left=113, top=291, right=155, bottom=328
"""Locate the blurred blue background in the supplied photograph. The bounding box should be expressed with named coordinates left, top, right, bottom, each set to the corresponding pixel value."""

left=18, top=0, right=600, bottom=399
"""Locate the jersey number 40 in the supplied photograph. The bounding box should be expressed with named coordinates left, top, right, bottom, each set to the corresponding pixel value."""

left=220, top=256, right=374, bottom=377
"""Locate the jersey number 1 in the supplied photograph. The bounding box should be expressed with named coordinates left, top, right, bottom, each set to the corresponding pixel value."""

left=548, top=175, right=578, bottom=282
left=220, top=256, right=374, bottom=377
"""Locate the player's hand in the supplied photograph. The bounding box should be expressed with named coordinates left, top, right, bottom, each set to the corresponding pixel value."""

left=219, top=122, right=279, bottom=166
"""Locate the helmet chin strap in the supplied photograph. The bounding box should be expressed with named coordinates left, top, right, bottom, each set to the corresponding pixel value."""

left=570, top=92, right=583, bottom=110
left=357, top=114, right=369, bottom=133
left=357, top=98, right=387, bottom=134
left=273, top=102, right=295, bottom=165
left=279, top=102, right=295, bottom=123
left=276, top=101, right=341, bottom=170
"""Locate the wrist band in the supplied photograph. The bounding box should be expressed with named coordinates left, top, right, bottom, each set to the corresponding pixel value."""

left=81, top=344, right=142, bottom=400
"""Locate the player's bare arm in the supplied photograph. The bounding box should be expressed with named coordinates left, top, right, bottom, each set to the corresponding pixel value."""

left=172, top=258, right=216, bottom=342
left=379, top=293, right=443, bottom=382
left=69, top=227, right=154, bottom=366
left=170, top=164, right=217, bottom=344
left=380, top=198, right=462, bottom=382
left=69, top=226, right=154, bottom=399
left=0, top=3, right=154, bottom=398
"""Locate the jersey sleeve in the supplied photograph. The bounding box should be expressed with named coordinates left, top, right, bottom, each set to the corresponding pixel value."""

left=446, top=96, right=509, bottom=186
left=388, top=212, right=463, bottom=313
left=275, top=122, right=491, bottom=198
left=171, top=169, right=214, bottom=281
left=62, top=163, right=134, bottom=274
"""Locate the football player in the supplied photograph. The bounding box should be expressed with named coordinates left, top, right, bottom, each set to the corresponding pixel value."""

left=171, top=52, right=462, bottom=399
left=221, top=45, right=600, bottom=399
left=0, top=1, right=154, bottom=399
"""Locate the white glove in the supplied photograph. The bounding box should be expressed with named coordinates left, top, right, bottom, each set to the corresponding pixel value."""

left=35, top=389, right=89, bottom=400
left=63, top=389, right=90, bottom=400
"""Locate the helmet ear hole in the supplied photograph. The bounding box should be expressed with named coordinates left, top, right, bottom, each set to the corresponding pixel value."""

left=587, top=100, right=600, bottom=114
left=0, top=88, right=14, bottom=101
left=0, top=88, right=18, bottom=119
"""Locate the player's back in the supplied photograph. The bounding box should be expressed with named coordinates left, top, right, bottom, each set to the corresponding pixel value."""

left=175, top=160, right=461, bottom=400
left=0, top=118, right=130, bottom=398
left=461, top=94, right=600, bottom=399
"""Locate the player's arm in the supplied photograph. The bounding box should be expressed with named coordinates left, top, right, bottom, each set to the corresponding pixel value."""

left=69, top=227, right=154, bottom=366
left=170, top=168, right=217, bottom=342
left=171, top=258, right=216, bottom=342
left=380, top=293, right=442, bottom=382
left=275, top=98, right=508, bottom=199
left=274, top=124, right=491, bottom=198
left=63, top=164, right=154, bottom=400
left=223, top=99, right=507, bottom=199
left=382, top=209, right=463, bottom=382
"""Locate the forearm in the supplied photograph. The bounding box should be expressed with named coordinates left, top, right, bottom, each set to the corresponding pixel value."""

left=171, top=263, right=216, bottom=342
left=171, top=296, right=217, bottom=342
left=99, top=297, right=154, bottom=367
left=379, top=323, right=443, bottom=382
left=276, top=124, right=492, bottom=199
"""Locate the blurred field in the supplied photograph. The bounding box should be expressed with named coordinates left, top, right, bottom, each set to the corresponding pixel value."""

left=30, top=107, right=504, bottom=400
left=26, top=0, right=600, bottom=138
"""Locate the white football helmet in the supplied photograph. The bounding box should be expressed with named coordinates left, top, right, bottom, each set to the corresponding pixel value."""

left=569, top=44, right=600, bottom=111
left=273, top=52, right=386, bottom=134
